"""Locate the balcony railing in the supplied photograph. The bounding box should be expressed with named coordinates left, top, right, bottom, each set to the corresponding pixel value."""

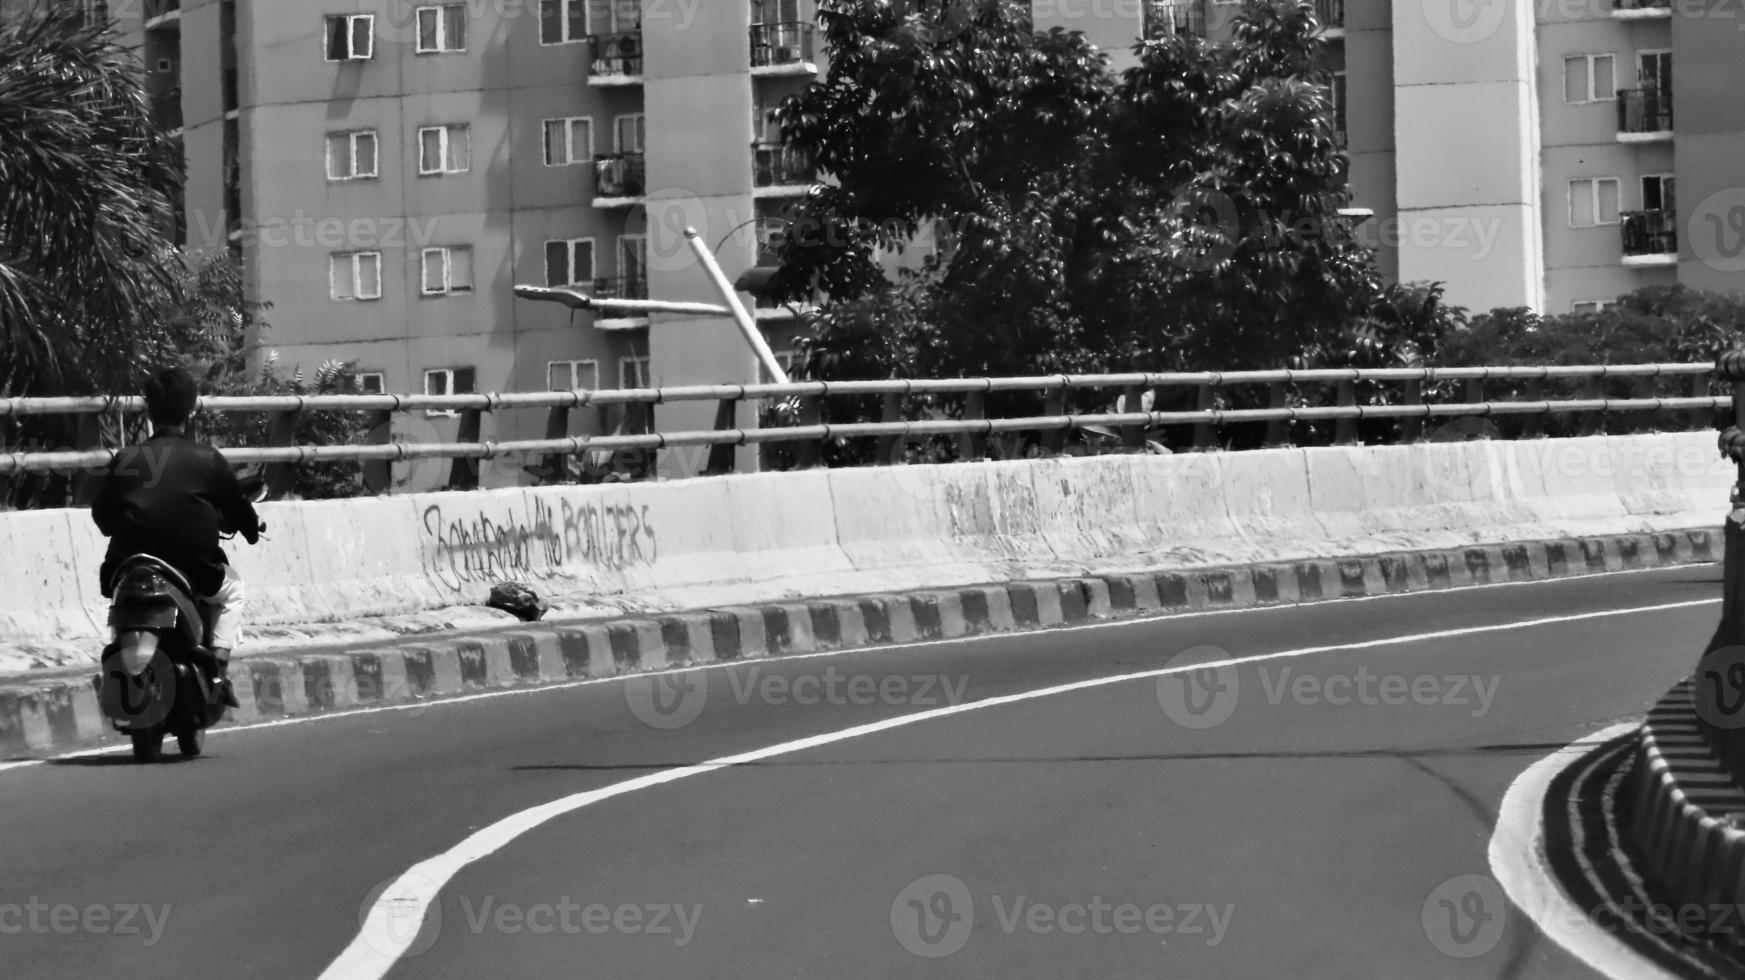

left=592, top=275, right=649, bottom=302
left=589, top=29, right=643, bottom=79
left=753, top=142, right=816, bottom=188
left=750, top=22, right=816, bottom=69
left=1315, top=0, right=1344, bottom=29
left=1617, top=87, right=1673, bottom=134
left=1142, top=1, right=1206, bottom=39
left=594, top=154, right=646, bottom=200
left=1622, top=209, right=1677, bottom=256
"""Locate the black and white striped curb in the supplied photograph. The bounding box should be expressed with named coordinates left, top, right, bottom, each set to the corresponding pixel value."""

left=0, top=528, right=1717, bottom=757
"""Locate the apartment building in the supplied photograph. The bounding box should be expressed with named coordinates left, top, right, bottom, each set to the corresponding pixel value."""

left=70, top=0, right=1745, bottom=483
left=1052, top=0, right=1744, bottom=316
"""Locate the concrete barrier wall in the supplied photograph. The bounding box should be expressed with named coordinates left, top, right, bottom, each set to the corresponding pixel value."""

left=1, top=431, right=1733, bottom=665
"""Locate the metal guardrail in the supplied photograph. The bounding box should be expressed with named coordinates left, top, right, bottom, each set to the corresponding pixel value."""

left=0, top=364, right=1733, bottom=493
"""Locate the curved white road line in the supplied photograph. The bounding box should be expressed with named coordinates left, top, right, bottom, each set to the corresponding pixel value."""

left=1488, top=723, right=1685, bottom=980
left=325, top=598, right=1716, bottom=979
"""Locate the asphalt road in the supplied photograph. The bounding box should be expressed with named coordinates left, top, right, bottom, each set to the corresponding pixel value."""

left=0, top=564, right=1723, bottom=979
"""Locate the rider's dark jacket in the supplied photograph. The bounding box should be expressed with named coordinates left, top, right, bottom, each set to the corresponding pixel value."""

left=92, top=431, right=260, bottom=599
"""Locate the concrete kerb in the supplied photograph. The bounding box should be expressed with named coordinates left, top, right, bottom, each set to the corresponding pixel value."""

left=0, top=528, right=1720, bottom=759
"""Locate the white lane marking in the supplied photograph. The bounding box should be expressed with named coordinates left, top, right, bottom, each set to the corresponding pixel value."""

left=0, top=566, right=1719, bottom=775
left=324, top=599, right=1716, bottom=979
left=1488, top=724, right=1687, bottom=980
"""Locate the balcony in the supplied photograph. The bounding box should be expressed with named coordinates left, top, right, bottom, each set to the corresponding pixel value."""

left=750, top=22, right=817, bottom=75
left=1621, top=209, right=1677, bottom=265
left=1315, top=0, right=1344, bottom=35
left=1142, top=1, right=1206, bottom=40
left=1617, top=88, right=1673, bottom=141
left=753, top=142, right=816, bottom=195
left=1611, top=0, right=1672, bottom=18
left=593, top=154, right=646, bottom=205
left=588, top=30, right=642, bottom=85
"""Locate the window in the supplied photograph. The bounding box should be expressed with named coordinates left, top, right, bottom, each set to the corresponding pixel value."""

left=547, top=359, right=600, bottom=392
left=1642, top=174, right=1676, bottom=214
left=615, top=113, right=646, bottom=154
left=539, top=0, right=587, bottom=44
left=325, top=130, right=378, bottom=181
left=1569, top=177, right=1621, bottom=227
left=354, top=371, right=386, bottom=394
left=619, top=356, right=651, bottom=389
left=415, top=4, right=467, bottom=53
left=330, top=251, right=382, bottom=301
left=418, top=125, right=471, bottom=175
left=421, top=246, right=475, bottom=296
left=545, top=238, right=596, bottom=287
left=618, top=234, right=647, bottom=282
left=325, top=14, right=374, bottom=61
left=543, top=117, right=593, bottom=166
left=424, top=367, right=477, bottom=417
left=751, top=0, right=802, bottom=24
left=1638, top=50, right=1672, bottom=92
left=590, top=0, right=641, bottom=33
left=1571, top=301, right=1612, bottom=315
left=1563, top=54, right=1615, bottom=104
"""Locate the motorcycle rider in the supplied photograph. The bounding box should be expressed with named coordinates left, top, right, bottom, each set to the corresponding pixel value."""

left=92, top=367, right=259, bottom=709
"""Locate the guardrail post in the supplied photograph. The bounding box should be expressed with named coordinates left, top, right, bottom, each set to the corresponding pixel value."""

left=1578, top=376, right=1605, bottom=436
left=1192, top=383, right=1216, bottom=451
left=1522, top=378, right=1545, bottom=438
left=1121, top=384, right=1147, bottom=453
left=876, top=391, right=905, bottom=465
left=960, top=390, right=989, bottom=461
left=795, top=393, right=824, bottom=469
left=1691, top=372, right=1715, bottom=432
left=1333, top=379, right=1358, bottom=446
left=1264, top=382, right=1289, bottom=448
left=1041, top=388, right=1067, bottom=457
left=69, top=413, right=106, bottom=507
left=704, top=396, right=740, bottom=476
left=536, top=404, right=572, bottom=484
left=1400, top=378, right=1424, bottom=443
left=446, top=407, right=483, bottom=491
left=362, top=409, right=393, bottom=494
left=262, top=407, right=300, bottom=500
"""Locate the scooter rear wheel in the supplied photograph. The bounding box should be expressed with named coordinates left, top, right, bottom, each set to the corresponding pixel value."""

left=176, top=729, right=204, bottom=757
left=130, top=729, right=164, bottom=763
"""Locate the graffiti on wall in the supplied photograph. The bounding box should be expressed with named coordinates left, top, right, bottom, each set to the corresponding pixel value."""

left=422, top=495, right=658, bottom=591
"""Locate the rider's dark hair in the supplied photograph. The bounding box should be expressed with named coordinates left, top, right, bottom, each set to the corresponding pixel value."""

left=143, top=367, right=199, bottom=428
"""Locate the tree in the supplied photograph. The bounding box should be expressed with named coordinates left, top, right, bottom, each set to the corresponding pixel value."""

left=0, top=2, right=185, bottom=399
left=773, top=0, right=1377, bottom=384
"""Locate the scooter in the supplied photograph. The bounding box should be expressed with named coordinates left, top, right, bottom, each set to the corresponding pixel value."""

left=94, top=471, right=268, bottom=762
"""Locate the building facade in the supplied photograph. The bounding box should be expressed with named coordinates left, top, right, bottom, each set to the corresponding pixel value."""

left=86, top=0, right=1745, bottom=481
